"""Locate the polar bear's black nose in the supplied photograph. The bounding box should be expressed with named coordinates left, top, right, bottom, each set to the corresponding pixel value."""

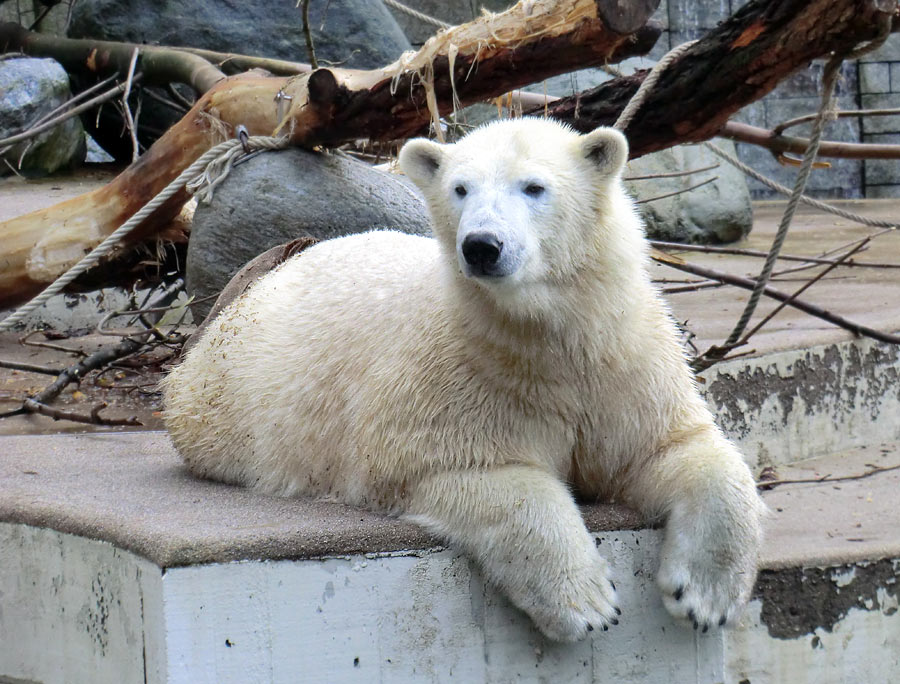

left=462, top=233, right=503, bottom=274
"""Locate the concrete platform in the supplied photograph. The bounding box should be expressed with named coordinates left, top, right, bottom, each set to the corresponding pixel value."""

left=1, top=430, right=898, bottom=683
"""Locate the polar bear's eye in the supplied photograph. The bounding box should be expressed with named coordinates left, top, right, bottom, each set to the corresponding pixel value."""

left=524, top=183, right=545, bottom=197
left=454, top=184, right=467, bottom=198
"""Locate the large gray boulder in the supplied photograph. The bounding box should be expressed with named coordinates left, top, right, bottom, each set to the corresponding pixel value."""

left=187, top=148, right=431, bottom=319
left=0, top=57, right=85, bottom=177
left=68, top=0, right=412, bottom=159
left=625, top=140, right=753, bottom=244
left=69, top=0, right=411, bottom=69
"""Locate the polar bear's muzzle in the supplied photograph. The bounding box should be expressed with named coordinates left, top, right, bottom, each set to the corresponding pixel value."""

left=459, top=229, right=525, bottom=280
left=462, top=232, right=503, bottom=276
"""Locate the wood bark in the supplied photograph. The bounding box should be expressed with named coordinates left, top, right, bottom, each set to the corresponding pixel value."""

left=534, top=0, right=899, bottom=156
left=0, top=0, right=660, bottom=308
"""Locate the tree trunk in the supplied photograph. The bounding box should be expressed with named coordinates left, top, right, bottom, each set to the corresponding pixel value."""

left=536, top=0, right=899, bottom=156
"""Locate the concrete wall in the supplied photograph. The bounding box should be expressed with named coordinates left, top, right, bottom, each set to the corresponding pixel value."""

left=3, top=522, right=899, bottom=684
left=700, top=338, right=900, bottom=469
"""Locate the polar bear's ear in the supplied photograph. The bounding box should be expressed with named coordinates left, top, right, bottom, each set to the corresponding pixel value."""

left=579, top=127, right=628, bottom=178
left=398, top=138, right=447, bottom=189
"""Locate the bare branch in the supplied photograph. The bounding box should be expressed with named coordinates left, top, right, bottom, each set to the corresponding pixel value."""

left=721, top=121, right=900, bottom=160
left=625, top=163, right=720, bottom=181
left=773, top=107, right=900, bottom=135
left=635, top=176, right=717, bottom=204
left=298, top=0, right=318, bottom=70
left=22, top=398, right=141, bottom=426
left=650, top=251, right=900, bottom=349
left=757, top=463, right=900, bottom=489
left=648, top=241, right=900, bottom=269
left=0, top=359, right=63, bottom=375
left=122, top=47, right=141, bottom=163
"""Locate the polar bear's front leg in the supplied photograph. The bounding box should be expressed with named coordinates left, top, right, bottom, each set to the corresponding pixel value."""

left=406, top=465, right=620, bottom=642
left=629, top=428, right=764, bottom=631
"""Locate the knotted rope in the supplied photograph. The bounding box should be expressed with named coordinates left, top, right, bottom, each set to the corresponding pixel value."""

left=0, top=134, right=289, bottom=331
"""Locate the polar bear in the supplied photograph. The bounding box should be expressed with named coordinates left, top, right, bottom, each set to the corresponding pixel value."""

left=163, top=118, right=764, bottom=642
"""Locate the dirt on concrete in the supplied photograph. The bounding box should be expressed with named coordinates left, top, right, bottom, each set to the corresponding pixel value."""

left=0, top=330, right=169, bottom=435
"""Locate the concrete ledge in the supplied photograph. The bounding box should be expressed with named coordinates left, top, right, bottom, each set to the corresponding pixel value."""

left=701, top=338, right=900, bottom=468
left=0, top=431, right=643, bottom=567
left=2, top=521, right=898, bottom=683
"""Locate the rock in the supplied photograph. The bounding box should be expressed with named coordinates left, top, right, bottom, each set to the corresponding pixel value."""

left=84, top=134, right=114, bottom=163
left=386, top=0, right=513, bottom=46
left=68, top=0, right=412, bottom=158
left=624, top=140, right=753, bottom=244
left=0, top=57, right=85, bottom=177
left=69, top=0, right=410, bottom=69
left=187, top=148, right=431, bottom=318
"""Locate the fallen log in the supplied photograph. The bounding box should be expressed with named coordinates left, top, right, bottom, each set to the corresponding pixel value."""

left=533, top=0, right=899, bottom=155
left=0, top=0, right=660, bottom=309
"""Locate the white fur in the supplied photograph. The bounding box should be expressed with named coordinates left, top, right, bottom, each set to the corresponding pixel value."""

left=163, top=118, right=764, bottom=642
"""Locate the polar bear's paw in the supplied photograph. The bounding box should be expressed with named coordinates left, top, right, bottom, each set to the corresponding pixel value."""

left=521, top=552, right=620, bottom=642
left=656, top=535, right=756, bottom=632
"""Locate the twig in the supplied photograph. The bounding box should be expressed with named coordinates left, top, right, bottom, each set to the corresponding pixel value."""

left=648, top=241, right=898, bottom=269
left=299, top=1, right=318, bottom=70
left=0, top=359, right=63, bottom=375
left=19, top=330, right=87, bottom=357
left=757, top=463, right=900, bottom=489
left=166, top=83, right=195, bottom=110
left=817, top=227, right=898, bottom=259
left=649, top=253, right=900, bottom=349
left=774, top=108, right=900, bottom=136
left=122, top=47, right=141, bottom=163
left=635, top=176, right=717, bottom=205
left=141, top=86, right=188, bottom=113
left=22, top=398, right=141, bottom=426
left=662, top=280, right=724, bottom=294
left=26, top=2, right=53, bottom=31
left=625, top=163, right=720, bottom=181
left=738, top=238, right=872, bottom=345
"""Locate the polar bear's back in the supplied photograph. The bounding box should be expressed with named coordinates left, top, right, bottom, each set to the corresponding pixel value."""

left=164, top=230, right=446, bottom=499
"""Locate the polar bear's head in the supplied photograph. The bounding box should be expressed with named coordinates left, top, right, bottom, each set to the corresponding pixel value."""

left=399, top=118, right=631, bottom=309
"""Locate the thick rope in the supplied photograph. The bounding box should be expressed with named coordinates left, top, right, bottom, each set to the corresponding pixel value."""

left=0, top=135, right=289, bottom=331
left=715, top=55, right=843, bottom=351
left=382, top=0, right=450, bottom=30
left=613, top=40, right=697, bottom=132
left=713, top=19, right=893, bottom=355
left=702, top=141, right=898, bottom=229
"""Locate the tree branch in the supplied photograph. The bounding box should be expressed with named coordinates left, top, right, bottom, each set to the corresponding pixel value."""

left=720, top=121, right=900, bottom=160
left=535, top=0, right=899, bottom=158
left=757, top=463, right=900, bottom=489
left=650, top=250, right=900, bottom=347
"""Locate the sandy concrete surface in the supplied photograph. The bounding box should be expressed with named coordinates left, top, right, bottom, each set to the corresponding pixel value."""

left=1, top=430, right=897, bottom=569
left=0, top=431, right=644, bottom=566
